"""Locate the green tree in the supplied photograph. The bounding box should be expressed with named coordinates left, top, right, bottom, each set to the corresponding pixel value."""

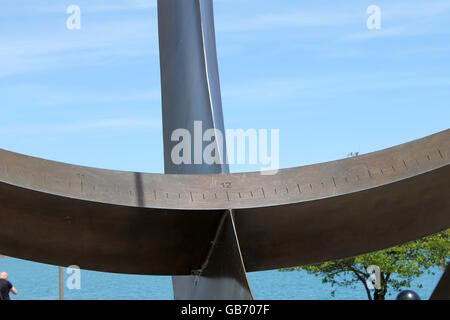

left=282, top=230, right=449, bottom=300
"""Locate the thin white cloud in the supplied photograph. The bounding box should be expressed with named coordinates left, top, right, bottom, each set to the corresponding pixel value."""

left=0, top=117, right=161, bottom=136
left=217, top=10, right=357, bottom=32
left=380, top=1, right=450, bottom=19
left=2, top=0, right=157, bottom=15
left=0, top=84, right=161, bottom=105
left=0, top=18, right=158, bottom=77
left=341, top=1, right=450, bottom=41
left=79, top=0, right=157, bottom=13
left=222, top=73, right=450, bottom=105
left=215, top=0, right=450, bottom=42
left=342, top=26, right=410, bottom=41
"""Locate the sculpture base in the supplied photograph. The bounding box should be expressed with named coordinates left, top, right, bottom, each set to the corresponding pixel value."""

left=173, top=211, right=253, bottom=300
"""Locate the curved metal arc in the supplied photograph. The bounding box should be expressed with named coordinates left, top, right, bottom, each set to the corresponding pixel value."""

left=0, top=129, right=448, bottom=211
left=236, top=164, right=450, bottom=272
left=0, top=130, right=448, bottom=276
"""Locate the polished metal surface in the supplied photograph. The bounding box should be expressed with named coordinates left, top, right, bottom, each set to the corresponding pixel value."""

left=158, top=0, right=252, bottom=299
left=158, top=0, right=228, bottom=175
left=171, top=211, right=254, bottom=300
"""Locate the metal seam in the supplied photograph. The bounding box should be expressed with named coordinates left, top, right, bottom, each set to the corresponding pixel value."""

left=198, top=0, right=227, bottom=173
left=228, top=209, right=255, bottom=298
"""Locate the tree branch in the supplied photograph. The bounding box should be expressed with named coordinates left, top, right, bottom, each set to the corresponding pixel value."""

left=350, top=267, right=372, bottom=300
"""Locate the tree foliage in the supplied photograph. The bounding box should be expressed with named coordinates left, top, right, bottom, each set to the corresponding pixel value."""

left=282, top=230, right=449, bottom=300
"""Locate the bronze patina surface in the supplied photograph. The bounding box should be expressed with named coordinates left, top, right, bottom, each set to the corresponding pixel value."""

left=0, top=130, right=448, bottom=276
left=0, top=0, right=448, bottom=300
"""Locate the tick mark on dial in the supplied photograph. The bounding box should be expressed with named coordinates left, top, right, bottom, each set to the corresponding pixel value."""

left=403, top=160, right=408, bottom=170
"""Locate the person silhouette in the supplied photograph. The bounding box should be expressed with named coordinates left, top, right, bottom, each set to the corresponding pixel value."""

left=0, top=272, right=18, bottom=300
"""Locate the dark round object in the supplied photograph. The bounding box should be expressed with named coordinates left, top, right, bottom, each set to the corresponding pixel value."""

left=396, top=290, right=421, bottom=300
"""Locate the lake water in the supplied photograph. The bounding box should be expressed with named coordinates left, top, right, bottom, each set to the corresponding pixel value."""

left=0, top=257, right=442, bottom=300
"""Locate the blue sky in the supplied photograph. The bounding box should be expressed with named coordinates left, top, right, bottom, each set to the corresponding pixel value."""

left=0, top=0, right=449, bottom=173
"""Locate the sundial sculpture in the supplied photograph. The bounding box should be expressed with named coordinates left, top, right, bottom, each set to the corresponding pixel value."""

left=0, top=0, right=449, bottom=300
